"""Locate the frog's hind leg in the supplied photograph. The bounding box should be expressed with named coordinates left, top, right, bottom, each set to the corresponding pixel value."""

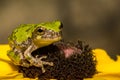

left=7, top=50, right=22, bottom=65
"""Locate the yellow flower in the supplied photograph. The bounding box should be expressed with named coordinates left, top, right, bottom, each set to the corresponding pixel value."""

left=85, top=49, right=120, bottom=80
left=0, top=45, right=120, bottom=80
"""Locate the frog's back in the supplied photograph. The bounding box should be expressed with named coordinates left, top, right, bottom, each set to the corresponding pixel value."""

left=8, top=24, right=37, bottom=45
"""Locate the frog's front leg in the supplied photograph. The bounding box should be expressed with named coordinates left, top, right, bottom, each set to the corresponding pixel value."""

left=24, top=43, right=54, bottom=73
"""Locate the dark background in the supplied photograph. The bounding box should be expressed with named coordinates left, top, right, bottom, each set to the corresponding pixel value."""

left=0, top=0, right=120, bottom=60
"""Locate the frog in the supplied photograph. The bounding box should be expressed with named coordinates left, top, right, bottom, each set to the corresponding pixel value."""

left=7, top=20, right=63, bottom=73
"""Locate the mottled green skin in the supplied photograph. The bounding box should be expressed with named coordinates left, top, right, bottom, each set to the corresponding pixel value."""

left=7, top=21, right=62, bottom=73
left=8, top=21, right=61, bottom=44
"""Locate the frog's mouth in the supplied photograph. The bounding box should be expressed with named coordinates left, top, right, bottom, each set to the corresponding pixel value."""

left=33, top=31, right=62, bottom=47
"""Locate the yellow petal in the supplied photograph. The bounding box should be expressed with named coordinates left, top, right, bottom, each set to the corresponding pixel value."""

left=85, top=49, right=120, bottom=80
left=0, top=44, right=11, bottom=60
left=93, top=49, right=120, bottom=73
left=0, top=45, right=17, bottom=74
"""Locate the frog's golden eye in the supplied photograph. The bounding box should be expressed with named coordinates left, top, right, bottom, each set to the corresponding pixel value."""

left=35, top=27, right=44, bottom=35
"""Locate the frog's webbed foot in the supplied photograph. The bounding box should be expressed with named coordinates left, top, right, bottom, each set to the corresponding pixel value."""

left=34, top=56, right=54, bottom=73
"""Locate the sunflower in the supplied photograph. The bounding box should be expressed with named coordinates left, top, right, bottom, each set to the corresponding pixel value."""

left=0, top=44, right=120, bottom=80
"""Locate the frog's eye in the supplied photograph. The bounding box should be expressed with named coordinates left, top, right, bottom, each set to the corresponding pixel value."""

left=37, top=28, right=43, bottom=33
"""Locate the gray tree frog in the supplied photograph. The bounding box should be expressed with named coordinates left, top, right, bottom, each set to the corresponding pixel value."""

left=7, top=21, right=63, bottom=73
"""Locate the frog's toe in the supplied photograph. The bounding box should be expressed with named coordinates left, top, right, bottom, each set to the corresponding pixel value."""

left=39, top=56, right=47, bottom=60
left=38, top=56, right=54, bottom=66
left=37, top=60, right=54, bottom=73
left=43, top=61, right=54, bottom=66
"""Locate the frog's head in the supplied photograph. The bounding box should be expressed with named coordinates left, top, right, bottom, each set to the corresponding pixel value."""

left=32, top=20, right=63, bottom=47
